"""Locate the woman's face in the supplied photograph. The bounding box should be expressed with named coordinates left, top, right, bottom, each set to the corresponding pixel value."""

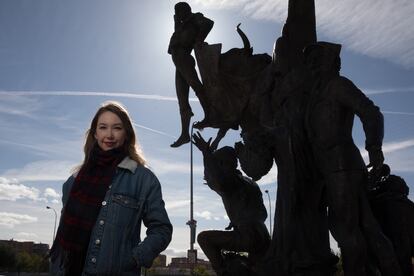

left=94, top=111, right=126, bottom=151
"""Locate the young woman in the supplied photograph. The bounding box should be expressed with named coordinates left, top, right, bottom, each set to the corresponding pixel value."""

left=50, top=101, right=172, bottom=275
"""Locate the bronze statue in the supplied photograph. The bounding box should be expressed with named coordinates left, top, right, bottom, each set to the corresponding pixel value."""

left=368, top=164, right=414, bottom=276
left=168, top=2, right=213, bottom=147
left=303, top=41, right=402, bottom=276
left=233, top=1, right=338, bottom=274
left=167, top=1, right=410, bottom=275
left=193, top=132, right=270, bottom=276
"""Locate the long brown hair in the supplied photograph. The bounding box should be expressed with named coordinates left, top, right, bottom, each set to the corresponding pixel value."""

left=82, top=101, right=146, bottom=167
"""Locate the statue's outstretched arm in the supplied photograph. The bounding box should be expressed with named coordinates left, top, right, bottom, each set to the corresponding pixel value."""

left=193, top=132, right=237, bottom=193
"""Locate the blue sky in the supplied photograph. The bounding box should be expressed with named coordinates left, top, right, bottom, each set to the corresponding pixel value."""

left=0, top=0, right=413, bottom=260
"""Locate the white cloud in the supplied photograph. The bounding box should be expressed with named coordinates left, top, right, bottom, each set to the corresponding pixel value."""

left=0, top=94, right=40, bottom=117
left=360, top=138, right=414, bottom=160
left=161, top=226, right=209, bottom=261
left=382, top=139, right=414, bottom=154
left=149, top=158, right=204, bottom=176
left=165, top=199, right=190, bottom=211
left=195, top=210, right=213, bottom=220
left=0, top=177, right=63, bottom=203
left=194, top=0, right=414, bottom=68
left=0, top=177, right=40, bottom=201
left=385, top=148, right=414, bottom=173
left=256, top=164, right=277, bottom=185
left=44, top=188, right=60, bottom=199
left=0, top=212, right=38, bottom=228
left=3, top=160, right=75, bottom=182
left=162, top=247, right=188, bottom=258
left=164, top=193, right=214, bottom=218
left=359, top=138, right=414, bottom=173
left=15, top=232, right=39, bottom=241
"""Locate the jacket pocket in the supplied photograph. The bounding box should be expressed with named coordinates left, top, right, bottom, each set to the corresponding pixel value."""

left=109, top=193, right=142, bottom=227
left=113, top=194, right=141, bottom=209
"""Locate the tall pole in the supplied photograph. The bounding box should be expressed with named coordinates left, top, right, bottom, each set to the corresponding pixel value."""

left=265, top=190, right=272, bottom=235
left=186, top=122, right=197, bottom=252
left=46, top=206, right=57, bottom=242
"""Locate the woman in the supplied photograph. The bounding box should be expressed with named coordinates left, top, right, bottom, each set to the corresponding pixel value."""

left=50, top=101, right=172, bottom=275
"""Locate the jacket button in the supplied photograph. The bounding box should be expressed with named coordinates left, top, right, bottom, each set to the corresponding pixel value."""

left=102, top=201, right=107, bottom=206
left=95, top=239, right=101, bottom=245
left=91, top=257, right=96, bottom=263
left=108, top=185, right=112, bottom=189
left=99, top=220, right=105, bottom=226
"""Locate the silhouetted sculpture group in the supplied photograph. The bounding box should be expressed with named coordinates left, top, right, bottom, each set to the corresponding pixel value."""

left=168, top=1, right=414, bottom=275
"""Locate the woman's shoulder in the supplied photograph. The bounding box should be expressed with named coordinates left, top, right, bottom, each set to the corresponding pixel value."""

left=118, top=156, right=157, bottom=181
left=135, top=164, right=158, bottom=181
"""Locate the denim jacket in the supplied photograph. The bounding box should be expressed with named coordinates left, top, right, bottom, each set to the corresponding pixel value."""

left=52, top=157, right=172, bottom=275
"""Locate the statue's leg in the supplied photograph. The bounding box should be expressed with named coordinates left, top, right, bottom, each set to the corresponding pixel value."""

left=170, top=69, right=193, bottom=148
left=325, top=171, right=367, bottom=276
left=210, top=128, right=229, bottom=151
left=198, top=230, right=249, bottom=274
left=197, top=230, right=228, bottom=273
left=173, top=52, right=211, bottom=126
left=359, top=192, right=403, bottom=276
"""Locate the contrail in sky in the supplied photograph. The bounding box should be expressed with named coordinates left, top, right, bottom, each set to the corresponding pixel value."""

left=382, top=111, right=414, bottom=116
left=364, top=87, right=414, bottom=95
left=133, top=123, right=176, bottom=139
left=361, top=138, right=414, bottom=158
left=382, top=139, right=414, bottom=154
left=0, top=90, right=187, bottom=139
left=194, top=0, right=414, bottom=68
left=0, top=91, right=199, bottom=102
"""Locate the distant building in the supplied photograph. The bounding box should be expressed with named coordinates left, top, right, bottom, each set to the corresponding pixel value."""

left=152, top=254, right=167, bottom=267
left=145, top=253, right=215, bottom=275
left=168, top=255, right=214, bottom=275
left=0, top=239, right=49, bottom=256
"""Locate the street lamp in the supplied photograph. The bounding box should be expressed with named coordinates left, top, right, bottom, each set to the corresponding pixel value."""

left=46, top=206, right=57, bottom=243
left=187, top=122, right=198, bottom=269
left=188, top=122, right=197, bottom=250
left=264, top=190, right=272, bottom=236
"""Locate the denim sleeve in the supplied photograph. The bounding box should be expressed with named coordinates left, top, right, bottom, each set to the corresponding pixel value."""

left=132, top=171, right=173, bottom=268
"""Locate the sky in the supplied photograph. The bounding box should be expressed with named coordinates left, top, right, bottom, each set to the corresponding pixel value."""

left=0, top=0, right=414, bottom=262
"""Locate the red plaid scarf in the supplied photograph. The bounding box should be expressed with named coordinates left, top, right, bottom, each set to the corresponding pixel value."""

left=50, top=145, right=126, bottom=275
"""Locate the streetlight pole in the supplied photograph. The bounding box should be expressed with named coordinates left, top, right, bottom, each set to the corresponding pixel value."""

left=186, top=122, right=197, bottom=267
left=46, top=206, right=57, bottom=243
left=264, top=190, right=272, bottom=236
